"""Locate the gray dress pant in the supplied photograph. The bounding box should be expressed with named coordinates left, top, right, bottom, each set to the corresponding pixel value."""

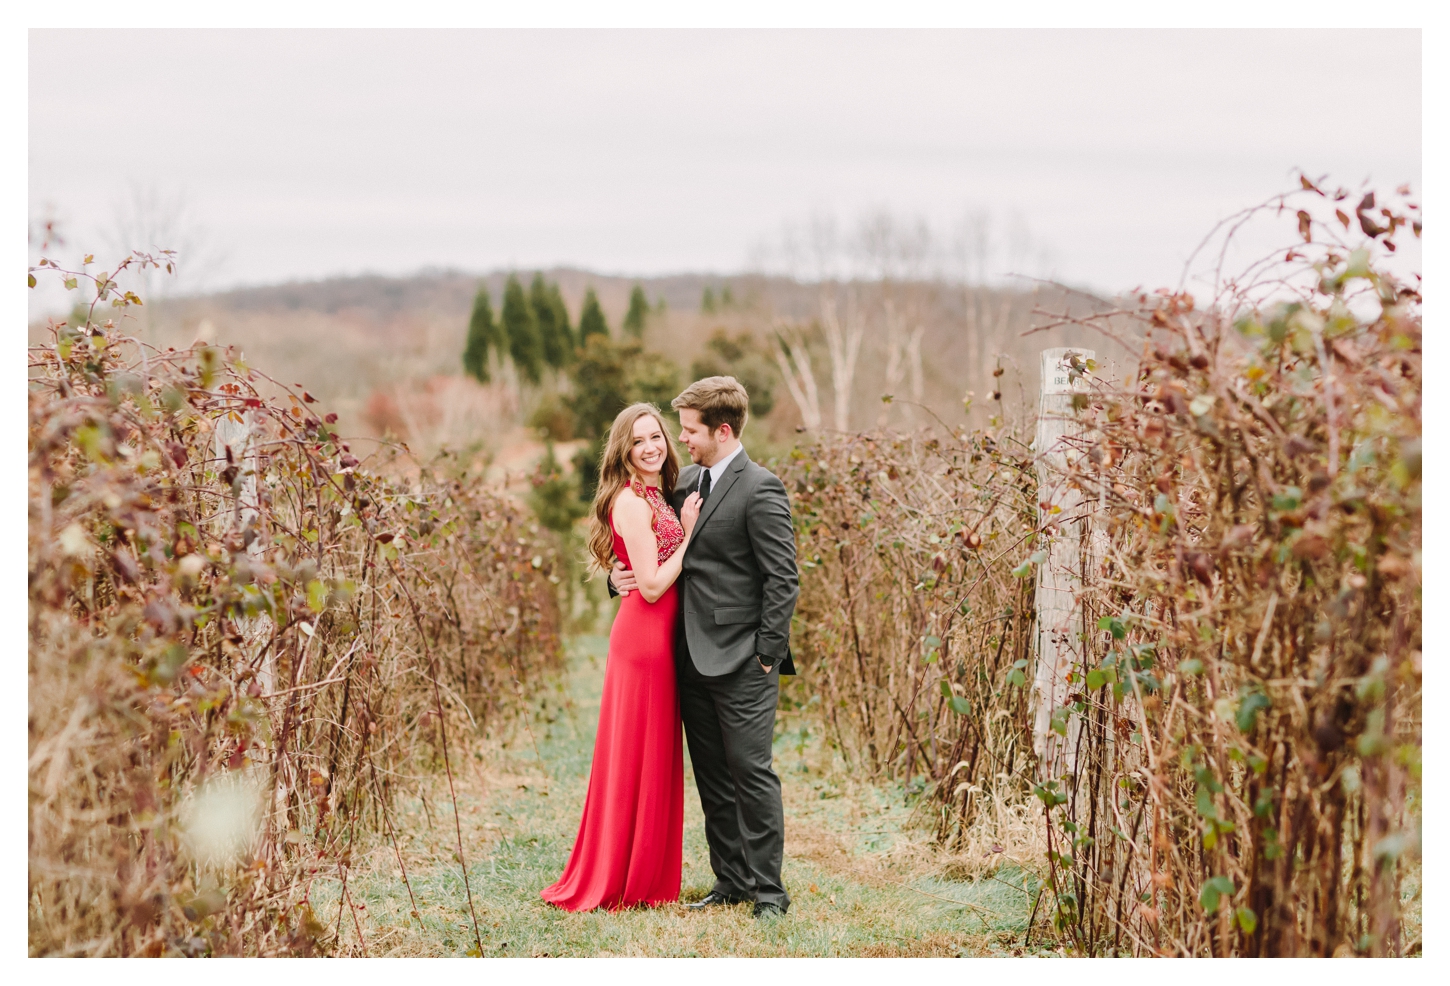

left=676, top=630, right=790, bottom=910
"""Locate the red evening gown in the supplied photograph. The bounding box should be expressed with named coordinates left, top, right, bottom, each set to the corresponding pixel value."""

left=540, top=484, right=685, bottom=911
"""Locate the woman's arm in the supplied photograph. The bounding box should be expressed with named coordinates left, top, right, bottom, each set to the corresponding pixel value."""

left=613, top=488, right=700, bottom=604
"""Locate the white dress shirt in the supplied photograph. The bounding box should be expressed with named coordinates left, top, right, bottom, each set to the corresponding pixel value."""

left=700, top=442, right=743, bottom=492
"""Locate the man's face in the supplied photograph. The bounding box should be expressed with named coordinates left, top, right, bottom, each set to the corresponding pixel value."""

left=677, top=407, right=731, bottom=467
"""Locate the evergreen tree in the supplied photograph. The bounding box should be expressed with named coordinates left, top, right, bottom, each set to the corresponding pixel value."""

left=530, top=273, right=574, bottom=370
left=570, top=333, right=681, bottom=500
left=501, top=274, right=543, bottom=384
left=527, top=442, right=587, bottom=534
left=701, top=286, right=717, bottom=313
left=548, top=280, right=573, bottom=354
left=623, top=284, right=649, bottom=338
left=462, top=285, right=501, bottom=383
left=577, top=286, right=609, bottom=345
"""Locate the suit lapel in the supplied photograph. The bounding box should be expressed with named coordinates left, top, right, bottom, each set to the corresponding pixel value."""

left=693, top=447, right=749, bottom=531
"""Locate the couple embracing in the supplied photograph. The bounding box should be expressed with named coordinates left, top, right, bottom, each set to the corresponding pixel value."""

left=540, top=376, right=799, bottom=919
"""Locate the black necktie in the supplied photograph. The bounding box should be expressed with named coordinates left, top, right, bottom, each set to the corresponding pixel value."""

left=698, top=468, right=712, bottom=502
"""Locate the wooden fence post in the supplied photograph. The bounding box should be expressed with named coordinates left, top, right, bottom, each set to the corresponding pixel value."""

left=1032, top=347, right=1095, bottom=780
left=214, top=409, right=275, bottom=691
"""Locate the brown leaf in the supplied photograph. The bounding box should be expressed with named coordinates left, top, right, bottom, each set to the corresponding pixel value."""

left=1184, top=551, right=1215, bottom=585
left=1375, top=553, right=1413, bottom=580
left=1220, top=524, right=1256, bottom=551
left=1292, top=534, right=1329, bottom=560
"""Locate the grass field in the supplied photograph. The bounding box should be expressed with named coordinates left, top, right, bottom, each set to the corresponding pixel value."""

left=308, top=634, right=1046, bottom=957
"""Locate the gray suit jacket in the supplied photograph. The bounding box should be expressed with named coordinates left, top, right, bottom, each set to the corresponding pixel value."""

left=670, top=448, right=799, bottom=677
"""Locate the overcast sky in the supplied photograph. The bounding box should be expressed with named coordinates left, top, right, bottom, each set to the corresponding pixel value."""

left=28, top=29, right=1421, bottom=306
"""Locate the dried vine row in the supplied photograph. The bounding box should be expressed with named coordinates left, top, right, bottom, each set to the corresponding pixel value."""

left=28, top=254, right=563, bottom=956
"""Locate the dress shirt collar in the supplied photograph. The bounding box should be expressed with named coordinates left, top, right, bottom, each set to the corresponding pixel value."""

left=703, top=442, right=744, bottom=489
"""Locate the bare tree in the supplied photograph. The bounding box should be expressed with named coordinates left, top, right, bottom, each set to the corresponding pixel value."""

left=771, top=320, right=822, bottom=431
left=818, top=291, right=865, bottom=431
left=855, top=212, right=931, bottom=427
left=106, top=185, right=227, bottom=321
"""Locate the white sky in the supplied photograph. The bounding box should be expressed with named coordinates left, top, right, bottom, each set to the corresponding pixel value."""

left=28, top=29, right=1421, bottom=302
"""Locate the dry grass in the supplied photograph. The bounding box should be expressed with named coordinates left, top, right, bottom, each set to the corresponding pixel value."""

left=303, top=635, right=1042, bottom=957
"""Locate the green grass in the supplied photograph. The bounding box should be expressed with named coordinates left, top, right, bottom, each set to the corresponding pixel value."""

left=310, top=634, right=1038, bottom=956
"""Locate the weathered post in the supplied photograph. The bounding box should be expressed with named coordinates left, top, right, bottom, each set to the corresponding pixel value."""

left=1032, top=347, right=1095, bottom=780
left=214, top=408, right=274, bottom=690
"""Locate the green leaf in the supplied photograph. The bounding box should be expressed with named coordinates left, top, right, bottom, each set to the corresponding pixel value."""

left=1011, top=560, right=1033, bottom=578
left=1178, top=658, right=1204, bottom=675
left=28, top=273, right=36, bottom=288
left=1050, top=706, right=1070, bottom=737
left=306, top=579, right=327, bottom=613
left=1270, top=487, right=1302, bottom=512
left=948, top=696, right=972, bottom=715
left=1006, top=668, right=1026, bottom=687
left=1086, top=669, right=1106, bottom=690
left=1235, top=907, right=1258, bottom=935
left=1236, top=692, right=1271, bottom=733
left=1032, top=782, right=1068, bottom=808
left=1097, top=615, right=1127, bottom=640
left=1199, top=875, right=1235, bottom=914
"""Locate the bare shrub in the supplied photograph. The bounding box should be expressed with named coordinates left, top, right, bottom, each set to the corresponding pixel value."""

left=28, top=254, right=563, bottom=956
left=783, top=181, right=1420, bottom=956
left=779, top=424, right=1042, bottom=842
left=1022, top=182, right=1421, bottom=956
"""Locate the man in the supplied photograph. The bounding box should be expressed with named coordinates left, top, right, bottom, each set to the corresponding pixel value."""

left=609, top=376, right=799, bottom=919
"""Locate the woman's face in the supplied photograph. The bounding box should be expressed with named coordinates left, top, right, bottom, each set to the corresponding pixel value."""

left=628, top=413, right=669, bottom=479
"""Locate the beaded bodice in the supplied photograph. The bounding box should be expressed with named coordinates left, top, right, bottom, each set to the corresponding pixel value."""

left=613, top=482, right=685, bottom=566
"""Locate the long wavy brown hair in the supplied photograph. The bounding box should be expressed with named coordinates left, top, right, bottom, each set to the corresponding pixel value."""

left=586, top=403, right=681, bottom=575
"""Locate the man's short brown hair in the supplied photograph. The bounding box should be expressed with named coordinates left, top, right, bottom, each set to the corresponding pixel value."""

left=672, top=375, right=749, bottom=438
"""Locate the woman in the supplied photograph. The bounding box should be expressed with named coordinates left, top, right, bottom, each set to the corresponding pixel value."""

left=540, top=403, right=701, bottom=911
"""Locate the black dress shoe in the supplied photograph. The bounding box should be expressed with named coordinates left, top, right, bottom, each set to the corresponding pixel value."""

left=685, top=890, right=751, bottom=910
left=753, top=901, right=787, bottom=919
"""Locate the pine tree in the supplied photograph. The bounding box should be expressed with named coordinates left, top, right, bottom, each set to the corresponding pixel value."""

left=570, top=334, right=681, bottom=500
left=531, top=273, right=574, bottom=370
left=548, top=280, right=573, bottom=357
left=462, top=285, right=500, bottom=383
left=501, top=274, right=543, bottom=384
left=623, top=284, right=649, bottom=338
left=577, top=286, right=609, bottom=345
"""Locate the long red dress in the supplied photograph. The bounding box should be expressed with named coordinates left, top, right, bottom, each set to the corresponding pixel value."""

left=540, top=484, right=685, bottom=911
